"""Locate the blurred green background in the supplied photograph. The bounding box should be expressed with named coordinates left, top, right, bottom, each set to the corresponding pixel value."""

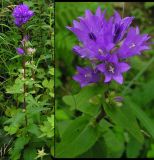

left=55, top=2, right=154, bottom=158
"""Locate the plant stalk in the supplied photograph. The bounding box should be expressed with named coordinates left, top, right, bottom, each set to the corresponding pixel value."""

left=96, top=104, right=106, bottom=123
left=21, top=27, right=27, bottom=125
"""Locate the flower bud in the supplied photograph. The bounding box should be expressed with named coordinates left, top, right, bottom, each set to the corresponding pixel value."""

left=21, top=35, right=29, bottom=46
left=27, top=48, right=36, bottom=55
left=16, top=48, right=24, bottom=55
left=113, top=96, right=123, bottom=102
left=25, top=61, right=30, bottom=66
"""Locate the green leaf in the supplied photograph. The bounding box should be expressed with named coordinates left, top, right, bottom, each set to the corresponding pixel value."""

left=34, top=84, right=43, bottom=89
left=98, top=119, right=113, bottom=132
left=56, top=109, right=70, bottom=121
left=6, top=78, right=24, bottom=94
left=27, top=105, right=50, bottom=114
left=4, top=110, right=25, bottom=135
left=126, top=98, right=154, bottom=139
left=104, top=103, right=144, bottom=143
left=84, top=121, right=123, bottom=158
left=23, top=1, right=34, bottom=7
left=147, top=144, right=154, bottom=158
left=78, top=137, right=106, bottom=158
left=27, top=124, right=41, bottom=137
left=63, top=85, right=103, bottom=116
left=131, top=80, right=154, bottom=106
left=10, top=136, right=30, bottom=160
left=26, top=94, right=39, bottom=107
left=56, top=120, right=72, bottom=138
left=126, top=135, right=143, bottom=158
left=4, top=111, right=25, bottom=125
left=4, top=125, right=19, bottom=135
left=49, top=68, right=54, bottom=75
left=10, top=55, right=21, bottom=60
left=23, top=147, right=37, bottom=160
left=40, top=115, right=54, bottom=138
left=42, top=79, right=49, bottom=88
left=103, top=127, right=125, bottom=158
left=42, top=79, right=54, bottom=90
left=56, top=115, right=100, bottom=158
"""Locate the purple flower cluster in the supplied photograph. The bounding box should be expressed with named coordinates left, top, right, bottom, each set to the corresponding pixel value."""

left=12, top=4, right=34, bottom=27
left=12, top=4, right=33, bottom=55
left=67, top=7, right=150, bottom=87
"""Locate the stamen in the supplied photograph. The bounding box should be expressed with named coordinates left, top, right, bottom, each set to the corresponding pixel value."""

left=109, top=65, right=114, bottom=73
left=98, top=49, right=104, bottom=55
left=129, top=43, right=136, bottom=48
left=85, top=73, right=91, bottom=78
left=106, top=62, right=115, bottom=73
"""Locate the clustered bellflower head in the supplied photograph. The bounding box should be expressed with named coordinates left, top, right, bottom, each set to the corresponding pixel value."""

left=13, top=4, right=34, bottom=55
left=12, top=4, right=34, bottom=27
left=67, top=7, right=150, bottom=87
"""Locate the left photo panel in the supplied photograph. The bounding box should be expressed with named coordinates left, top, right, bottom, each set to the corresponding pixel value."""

left=0, top=0, right=54, bottom=159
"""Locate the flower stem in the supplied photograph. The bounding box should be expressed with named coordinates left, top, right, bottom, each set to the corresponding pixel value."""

left=95, top=89, right=109, bottom=123
left=23, top=55, right=27, bottom=126
left=23, top=56, right=26, bottom=109
left=21, top=26, right=27, bottom=126
left=95, top=104, right=106, bottom=123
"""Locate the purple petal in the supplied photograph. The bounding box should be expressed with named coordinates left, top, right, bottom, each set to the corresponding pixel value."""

left=95, top=7, right=101, bottom=17
left=114, top=11, right=121, bottom=22
left=122, top=17, right=134, bottom=28
left=136, top=26, right=140, bottom=34
left=81, top=82, right=89, bottom=88
left=109, top=54, right=118, bottom=63
left=73, top=20, right=81, bottom=29
left=73, top=74, right=80, bottom=81
left=140, top=46, right=150, bottom=50
left=104, top=74, right=112, bottom=83
left=97, top=63, right=105, bottom=73
left=118, top=62, right=130, bottom=73
left=67, top=27, right=87, bottom=42
left=113, top=74, right=123, bottom=84
left=106, top=43, right=115, bottom=52
left=76, top=66, right=85, bottom=73
left=85, top=10, right=93, bottom=19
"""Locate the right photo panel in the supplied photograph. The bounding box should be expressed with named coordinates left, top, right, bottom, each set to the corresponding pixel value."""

left=55, top=2, right=154, bottom=158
